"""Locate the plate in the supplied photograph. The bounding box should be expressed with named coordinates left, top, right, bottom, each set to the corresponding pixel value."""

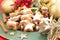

left=0, top=11, right=47, bottom=40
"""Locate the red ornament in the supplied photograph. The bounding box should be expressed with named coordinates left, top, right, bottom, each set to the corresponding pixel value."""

left=57, top=38, right=60, bottom=40
left=0, top=0, right=3, bottom=4
left=0, top=0, right=3, bottom=10
left=15, top=0, right=33, bottom=8
left=0, top=36, right=8, bottom=40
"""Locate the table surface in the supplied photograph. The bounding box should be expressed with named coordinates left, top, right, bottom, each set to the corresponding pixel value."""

left=0, top=11, right=47, bottom=40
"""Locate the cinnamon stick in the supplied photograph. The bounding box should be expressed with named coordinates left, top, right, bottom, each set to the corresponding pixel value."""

left=0, top=22, right=8, bottom=33
left=2, top=13, right=7, bottom=23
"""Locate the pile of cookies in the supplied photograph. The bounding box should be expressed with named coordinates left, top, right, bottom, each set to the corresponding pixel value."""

left=2, top=7, right=50, bottom=32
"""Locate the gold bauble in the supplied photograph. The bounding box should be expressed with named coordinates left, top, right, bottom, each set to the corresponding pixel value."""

left=1, top=0, right=16, bottom=13
left=50, top=0, right=60, bottom=18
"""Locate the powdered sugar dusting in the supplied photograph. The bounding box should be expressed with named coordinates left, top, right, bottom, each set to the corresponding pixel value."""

left=25, top=23, right=34, bottom=29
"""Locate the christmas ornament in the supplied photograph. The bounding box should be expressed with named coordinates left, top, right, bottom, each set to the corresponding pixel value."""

left=57, top=38, right=60, bottom=40
left=0, top=0, right=3, bottom=10
left=15, top=0, right=33, bottom=8
left=0, top=0, right=3, bottom=4
left=39, top=19, right=60, bottom=40
left=1, top=0, right=16, bottom=13
left=48, top=0, right=60, bottom=18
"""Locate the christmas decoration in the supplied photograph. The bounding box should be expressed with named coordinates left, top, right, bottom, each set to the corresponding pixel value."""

left=0, top=0, right=3, bottom=10
left=19, top=33, right=27, bottom=40
left=39, top=18, right=60, bottom=40
left=57, top=38, right=60, bottom=40
left=1, top=0, right=16, bottom=13
left=15, top=0, right=33, bottom=8
left=0, top=0, right=3, bottom=4
left=44, top=0, right=60, bottom=18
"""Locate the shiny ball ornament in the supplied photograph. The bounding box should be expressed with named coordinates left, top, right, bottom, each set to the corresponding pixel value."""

left=1, top=0, right=15, bottom=13
left=49, top=0, right=60, bottom=18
